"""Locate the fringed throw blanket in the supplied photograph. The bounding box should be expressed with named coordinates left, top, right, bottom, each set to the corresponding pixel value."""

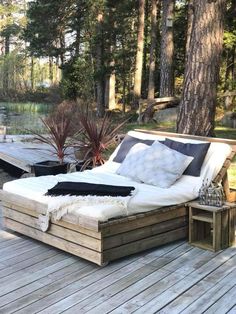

left=39, top=182, right=136, bottom=232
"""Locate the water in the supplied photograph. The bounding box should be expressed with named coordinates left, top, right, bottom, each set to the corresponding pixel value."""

left=0, top=102, right=54, bottom=134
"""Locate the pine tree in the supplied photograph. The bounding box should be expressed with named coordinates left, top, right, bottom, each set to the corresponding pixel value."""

left=177, top=0, right=226, bottom=136
left=133, top=0, right=145, bottom=109
left=159, top=0, right=175, bottom=97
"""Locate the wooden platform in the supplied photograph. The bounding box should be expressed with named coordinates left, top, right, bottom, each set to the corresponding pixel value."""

left=0, top=139, right=74, bottom=173
left=1, top=206, right=236, bottom=313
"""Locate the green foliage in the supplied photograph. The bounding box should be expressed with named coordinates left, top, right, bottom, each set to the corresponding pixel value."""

left=173, top=2, right=188, bottom=77
left=60, top=57, right=94, bottom=100
left=224, top=31, right=236, bottom=50
left=0, top=0, right=235, bottom=113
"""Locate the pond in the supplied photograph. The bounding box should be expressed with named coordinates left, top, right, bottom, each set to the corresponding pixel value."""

left=0, top=102, right=54, bottom=134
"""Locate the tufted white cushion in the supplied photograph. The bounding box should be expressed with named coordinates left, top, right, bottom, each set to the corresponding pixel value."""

left=117, top=141, right=194, bottom=188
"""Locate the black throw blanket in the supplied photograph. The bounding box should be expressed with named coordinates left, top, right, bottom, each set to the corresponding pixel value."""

left=46, top=182, right=135, bottom=197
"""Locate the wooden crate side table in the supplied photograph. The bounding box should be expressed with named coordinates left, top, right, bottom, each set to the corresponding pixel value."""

left=188, top=201, right=236, bottom=252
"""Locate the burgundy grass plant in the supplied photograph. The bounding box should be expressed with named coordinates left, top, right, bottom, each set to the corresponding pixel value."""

left=30, top=101, right=77, bottom=165
left=77, top=111, right=127, bottom=170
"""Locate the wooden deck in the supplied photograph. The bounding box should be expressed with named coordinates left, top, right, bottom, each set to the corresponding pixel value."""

left=0, top=140, right=74, bottom=173
left=0, top=206, right=236, bottom=313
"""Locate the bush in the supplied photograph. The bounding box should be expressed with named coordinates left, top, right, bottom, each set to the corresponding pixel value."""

left=60, top=57, right=94, bottom=100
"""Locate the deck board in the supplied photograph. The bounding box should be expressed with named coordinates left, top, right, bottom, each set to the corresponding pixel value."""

left=0, top=141, right=74, bottom=172
left=0, top=206, right=236, bottom=313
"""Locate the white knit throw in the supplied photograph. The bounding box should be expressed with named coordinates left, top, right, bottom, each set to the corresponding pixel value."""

left=38, top=190, right=136, bottom=232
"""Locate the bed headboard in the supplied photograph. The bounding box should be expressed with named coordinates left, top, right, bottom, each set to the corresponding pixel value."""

left=135, top=129, right=236, bottom=202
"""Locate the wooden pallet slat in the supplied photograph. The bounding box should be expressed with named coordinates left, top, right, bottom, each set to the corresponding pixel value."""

left=1, top=130, right=236, bottom=266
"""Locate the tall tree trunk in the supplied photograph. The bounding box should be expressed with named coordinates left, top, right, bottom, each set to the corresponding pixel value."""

left=30, top=57, right=35, bottom=90
left=59, top=34, right=65, bottom=67
left=55, top=57, right=60, bottom=83
left=159, top=0, right=175, bottom=97
left=142, top=0, right=149, bottom=97
left=177, top=0, right=226, bottom=136
left=185, top=0, right=194, bottom=64
left=148, top=0, right=158, bottom=99
left=105, top=5, right=116, bottom=111
left=3, top=34, right=10, bottom=91
left=75, top=28, right=80, bottom=56
left=4, top=34, right=10, bottom=55
left=133, top=0, right=145, bottom=109
left=95, top=13, right=105, bottom=117
left=49, top=57, right=53, bottom=84
left=105, top=70, right=116, bottom=110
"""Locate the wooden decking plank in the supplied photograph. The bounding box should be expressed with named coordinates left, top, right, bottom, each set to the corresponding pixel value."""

left=0, top=243, right=58, bottom=267
left=65, top=246, right=199, bottom=312
left=0, top=241, right=41, bottom=263
left=41, top=266, right=168, bottom=314
left=0, top=247, right=54, bottom=279
left=0, top=262, right=92, bottom=310
left=158, top=253, right=236, bottom=313
left=0, top=253, right=69, bottom=287
left=37, top=260, right=89, bottom=286
left=109, top=250, right=218, bottom=314
left=1, top=200, right=236, bottom=314
left=65, top=269, right=173, bottom=314
left=0, top=239, right=30, bottom=254
left=227, top=305, right=236, bottom=314
left=0, top=142, right=73, bottom=173
left=0, top=264, right=94, bottom=313
left=12, top=243, right=185, bottom=313
left=0, top=255, right=77, bottom=298
left=204, top=284, right=236, bottom=314
left=136, top=241, right=188, bottom=264
left=78, top=249, right=212, bottom=313
left=132, top=246, right=236, bottom=314
left=12, top=258, right=137, bottom=314
left=0, top=229, right=17, bottom=242
left=35, top=243, right=193, bottom=313
left=180, top=268, right=236, bottom=314
left=0, top=236, right=27, bottom=249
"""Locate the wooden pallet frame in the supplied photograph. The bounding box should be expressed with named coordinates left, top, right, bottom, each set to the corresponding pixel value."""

left=1, top=130, right=236, bottom=266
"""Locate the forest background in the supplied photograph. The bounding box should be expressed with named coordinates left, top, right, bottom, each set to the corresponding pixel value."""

left=0, top=0, right=235, bottom=134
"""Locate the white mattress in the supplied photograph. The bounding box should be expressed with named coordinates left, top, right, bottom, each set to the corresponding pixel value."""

left=3, top=131, right=232, bottom=222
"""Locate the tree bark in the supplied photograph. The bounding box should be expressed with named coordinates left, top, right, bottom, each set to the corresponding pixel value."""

left=159, top=0, right=175, bottom=97
left=177, top=0, right=226, bottom=136
left=147, top=0, right=158, bottom=99
left=133, top=0, right=145, bottom=109
left=105, top=71, right=116, bottom=110
left=185, top=0, right=194, bottom=64
left=95, top=12, right=105, bottom=117
left=49, top=57, right=53, bottom=84
left=30, top=57, right=35, bottom=90
left=3, top=34, right=10, bottom=91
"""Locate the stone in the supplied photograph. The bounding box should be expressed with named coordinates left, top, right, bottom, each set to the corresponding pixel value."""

left=220, top=111, right=236, bottom=128
left=153, top=107, right=179, bottom=124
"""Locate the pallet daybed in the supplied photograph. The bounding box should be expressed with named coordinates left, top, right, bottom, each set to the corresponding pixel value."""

left=1, top=130, right=236, bottom=266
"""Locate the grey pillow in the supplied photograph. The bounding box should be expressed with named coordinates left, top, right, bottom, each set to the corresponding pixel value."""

left=117, top=142, right=193, bottom=188
left=113, top=135, right=155, bottom=163
left=163, top=138, right=211, bottom=177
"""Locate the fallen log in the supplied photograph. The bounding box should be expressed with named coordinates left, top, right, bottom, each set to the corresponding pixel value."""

left=138, top=97, right=179, bottom=123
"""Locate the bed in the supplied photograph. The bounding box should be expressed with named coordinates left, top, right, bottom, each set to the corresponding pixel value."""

left=1, top=130, right=236, bottom=265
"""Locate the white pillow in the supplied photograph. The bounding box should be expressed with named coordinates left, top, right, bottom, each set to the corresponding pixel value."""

left=117, top=141, right=193, bottom=188
left=116, top=143, right=149, bottom=182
